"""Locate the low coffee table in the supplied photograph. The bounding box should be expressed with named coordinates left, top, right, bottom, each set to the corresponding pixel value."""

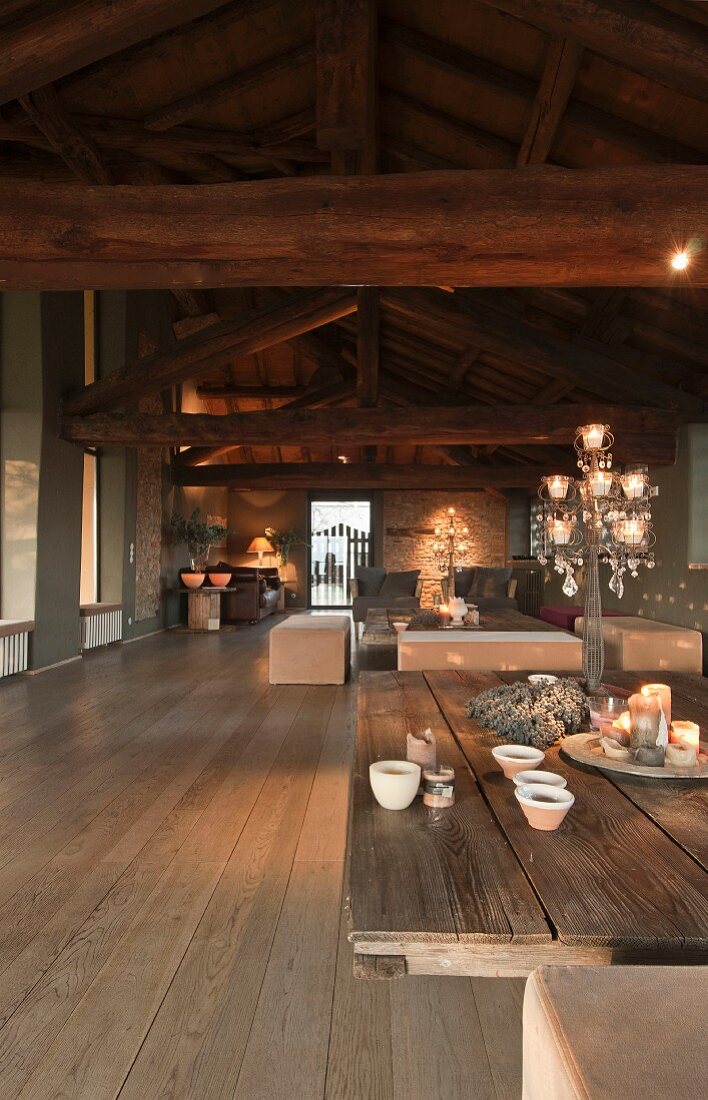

left=361, top=606, right=562, bottom=646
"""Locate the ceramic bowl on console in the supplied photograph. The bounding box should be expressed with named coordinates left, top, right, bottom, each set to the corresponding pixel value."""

left=207, top=572, right=232, bottom=588
left=182, top=573, right=205, bottom=589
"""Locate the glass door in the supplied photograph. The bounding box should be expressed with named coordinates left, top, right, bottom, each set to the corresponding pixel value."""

left=309, top=498, right=373, bottom=608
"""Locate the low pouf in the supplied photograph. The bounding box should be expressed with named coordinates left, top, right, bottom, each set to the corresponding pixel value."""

left=523, top=965, right=707, bottom=1099
left=573, top=615, right=703, bottom=673
left=269, top=615, right=351, bottom=685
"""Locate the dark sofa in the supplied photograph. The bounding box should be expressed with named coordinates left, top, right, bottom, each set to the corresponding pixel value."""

left=442, top=566, right=519, bottom=611
left=217, top=565, right=284, bottom=624
left=349, top=566, right=422, bottom=624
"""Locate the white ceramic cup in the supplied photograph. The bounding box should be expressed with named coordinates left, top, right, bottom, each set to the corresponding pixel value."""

left=491, top=744, right=545, bottom=780
left=512, top=769, right=567, bottom=789
left=392, top=621, right=408, bottom=633
left=369, top=760, right=421, bottom=810
left=515, top=783, right=575, bottom=831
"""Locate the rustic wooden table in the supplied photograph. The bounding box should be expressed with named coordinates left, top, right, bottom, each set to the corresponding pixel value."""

left=361, top=607, right=563, bottom=646
left=349, top=669, right=708, bottom=978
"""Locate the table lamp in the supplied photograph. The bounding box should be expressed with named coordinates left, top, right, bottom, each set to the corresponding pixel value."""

left=247, top=535, right=275, bottom=566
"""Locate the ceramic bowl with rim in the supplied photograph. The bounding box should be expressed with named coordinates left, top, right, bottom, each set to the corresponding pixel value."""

left=182, top=573, right=205, bottom=589
left=392, top=621, right=408, bottom=633
left=491, top=744, right=545, bottom=780
left=515, top=783, right=575, bottom=831
left=512, top=769, right=567, bottom=789
left=207, top=572, right=232, bottom=588
left=369, top=760, right=421, bottom=810
left=528, top=674, right=559, bottom=686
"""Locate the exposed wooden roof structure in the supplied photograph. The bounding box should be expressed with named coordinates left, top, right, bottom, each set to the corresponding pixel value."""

left=0, top=0, right=706, bottom=485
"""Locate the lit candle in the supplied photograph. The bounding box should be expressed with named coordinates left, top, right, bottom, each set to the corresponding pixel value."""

left=613, top=711, right=631, bottom=733
left=616, top=518, right=647, bottom=548
left=549, top=518, right=573, bottom=545
left=438, top=603, right=450, bottom=622
left=670, top=720, right=700, bottom=750
left=589, top=470, right=613, bottom=497
left=548, top=475, right=570, bottom=500
left=629, top=692, right=668, bottom=767
left=621, top=472, right=645, bottom=500
left=582, top=424, right=605, bottom=451
left=447, top=507, right=456, bottom=516
left=641, top=683, right=671, bottom=728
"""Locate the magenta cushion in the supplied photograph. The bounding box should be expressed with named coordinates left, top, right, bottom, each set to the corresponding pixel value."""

left=540, top=606, right=624, bottom=632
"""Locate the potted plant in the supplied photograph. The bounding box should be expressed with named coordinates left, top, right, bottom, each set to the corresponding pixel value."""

left=264, top=526, right=307, bottom=568
left=171, top=509, right=231, bottom=572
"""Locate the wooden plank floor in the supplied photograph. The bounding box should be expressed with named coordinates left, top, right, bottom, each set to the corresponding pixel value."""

left=0, top=619, right=524, bottom=1099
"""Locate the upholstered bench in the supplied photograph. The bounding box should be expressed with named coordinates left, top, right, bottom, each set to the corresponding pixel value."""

left=523, top=965, right=707, bottom=1099
left=397, top=630, right=582, bottom=672
left=269, top=615, right=351, bottom=685
left=573, top=615, right=703, bottom=673
left=540, top=605, right=623, bottom=632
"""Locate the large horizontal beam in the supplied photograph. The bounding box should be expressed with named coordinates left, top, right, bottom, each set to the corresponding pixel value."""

left=0, top=1, right=234, bottom=108
left=63, top=289, right=357, bottom=415
left=61, top=404, right=681, bottom=461
left=1, top=167, right=706, bottom=288
left=171, top=462, right=560, bottom=489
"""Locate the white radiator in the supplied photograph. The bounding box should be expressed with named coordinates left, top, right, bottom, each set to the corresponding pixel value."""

left=0, top=628, right=30, bottom=677
left=80, top=607, right=123, bottom=649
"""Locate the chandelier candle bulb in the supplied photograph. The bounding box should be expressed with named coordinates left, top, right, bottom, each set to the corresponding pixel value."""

left=422, top=765, right=455, bottom=809
left=582, top=424, right=605, bottom=451
left=641, top=683, right=672, bottom=729
left=550, top=518, right=573, bottom=545
left=548, top=475, right=570, bottom=500
left=670, top=721, right=700, bottom=750
left=590, top=470, right=613, bottom=496
left=621, top=472, right=645, bottom=500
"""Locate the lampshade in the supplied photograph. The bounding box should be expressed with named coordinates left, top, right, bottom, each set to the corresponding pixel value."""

left=247, top=536, right=275, bottom=554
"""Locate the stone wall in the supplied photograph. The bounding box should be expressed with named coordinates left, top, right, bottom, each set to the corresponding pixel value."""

left=383, top=491, right=507, bottom=605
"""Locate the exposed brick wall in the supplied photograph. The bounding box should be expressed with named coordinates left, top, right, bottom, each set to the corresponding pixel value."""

left=383, top=491, right=507, bottom=605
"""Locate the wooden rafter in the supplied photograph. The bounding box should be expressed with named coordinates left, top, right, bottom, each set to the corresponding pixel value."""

left=382, top=290, right=702, bottom=412
left=144, top=43, right=315, bottom=132
left=195, top=384, right=306, bottom=399
left=356, top=286, right=379, bottom=407
left=60, top=404, right=682, bottom=455
left=477, top=0, right=708, bottom=102
left=64, top=289, right=357, bottom=415
left=2, top=167, right=707, bottom=289
left=18, top=85, right=112, bottom=184
left=172, top=462, right=564, bottom=489
left=517, top=38, right=583, bottom=166
left=0, top=1, right=237, bottom=107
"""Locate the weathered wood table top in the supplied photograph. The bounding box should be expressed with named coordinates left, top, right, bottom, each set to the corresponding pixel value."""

left=349, top=669, right=708, bottom=978
left=361, top=607, right=564, bottom=646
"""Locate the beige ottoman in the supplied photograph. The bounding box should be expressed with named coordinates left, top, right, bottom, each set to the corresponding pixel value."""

left=523, top=965, right=707, bottom=1100
left=269, top=615, right=351, bottom=685
left=574, top=615, right=703, bottom=673
left=397, top=630, right=582, bottom=672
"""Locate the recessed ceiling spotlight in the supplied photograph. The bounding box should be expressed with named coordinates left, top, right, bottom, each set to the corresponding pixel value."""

left=338, top=455, right=349, bottom=463
left=671, top=250, right=689, bottom=271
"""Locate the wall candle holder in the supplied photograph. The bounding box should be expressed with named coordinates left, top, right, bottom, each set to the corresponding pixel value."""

left=537, top=428, right=657, bottom=691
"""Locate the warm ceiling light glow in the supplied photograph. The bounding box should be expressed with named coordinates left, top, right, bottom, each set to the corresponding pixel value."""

left=337, top=455, right=349, bottom=463
left=671, top=250, right=689, bottom=271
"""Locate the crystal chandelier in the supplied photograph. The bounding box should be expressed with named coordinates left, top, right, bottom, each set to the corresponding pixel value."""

left=432, top=507, right=469, bottom=600
left=536, top=423, right=656, bottom=689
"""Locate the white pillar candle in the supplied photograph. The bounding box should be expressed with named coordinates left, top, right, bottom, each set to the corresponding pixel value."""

left=549, top=518, right=573, bottom=545
left=621, top=473, right=645, bottom=500
left=582, top=424, right=605, bottom=450
left=548, top=475, right=570, bottom=500
left=641, top=683, right=672, bottom=729
left=670, top=720, right=700, bottom=750
left=589, top=470, right=613, bottom=497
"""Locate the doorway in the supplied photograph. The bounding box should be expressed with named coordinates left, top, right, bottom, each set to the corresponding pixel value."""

left=309, top=498, right=373, bottom=608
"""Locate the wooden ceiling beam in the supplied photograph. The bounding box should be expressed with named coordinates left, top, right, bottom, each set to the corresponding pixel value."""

left=61, top=404, right=682, bottom=451
left=382, top=20, right=705, bottom=165
left=63, top=288, right=357, bottom=415
left=144, top=43, right=315, bottom=132
left=196, top=384, right=306, bottom=399
left=477, top=0, right=708, bottom=102
left=3, top=167, right=707, bottom=289
left=171, top=462, right=562, bottom=489
left=0, top=1, right=236, bottom=108
left=517, top=38, right=583, bottom=166
left=383, top=290, right=702, bottom=412
left=356, top=286, right=379, bottom=407
left=17, top=85, right=113, bottom=185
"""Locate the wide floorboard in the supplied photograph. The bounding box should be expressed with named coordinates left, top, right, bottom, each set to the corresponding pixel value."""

left=0, top=620, right=523, bottom=1099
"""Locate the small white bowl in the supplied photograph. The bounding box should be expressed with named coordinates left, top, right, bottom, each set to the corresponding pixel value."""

left=512, top=769, right=567, bottom=789
left=369, top=760, right=421, bottom=810
left=392, top=621, right=408, bottom=633
left=492, top=744, right=545, bottom=780
left=515, top=783, right=575, bottom=831
left=528, top=674, right=559, bottom=686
